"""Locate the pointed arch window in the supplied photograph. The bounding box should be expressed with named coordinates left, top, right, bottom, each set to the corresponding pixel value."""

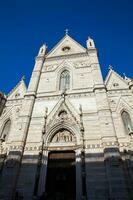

left=121, top=111, right=133, bottom=135
left=59, top=70, right=70, bottom=90
left=1, top=119, right=11, bottom=141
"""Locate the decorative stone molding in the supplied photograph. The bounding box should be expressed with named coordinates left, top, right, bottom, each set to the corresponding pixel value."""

left=87, top=144, right=102, bottom=149
left=43, top=60, right=91, bottom=72
left=73, top=61, right=91, bottom=69
left=9, top=145, right=23, bottom=151
left=86, top=142, right=131, bottom=150
left=102, top=141, right=119, bottom=148
left=119, top=142, right=130, bottom=147
left=24, top=146, right=42, bottom=151
left=107, top=90, right=131, bottom=95
left=47, top=145, right=81, bottom=151
left=45, top=52, right=88, bottom=61
left=6, top=140, right=131, bottom=153
left=35, top=92, right=95, bottom=100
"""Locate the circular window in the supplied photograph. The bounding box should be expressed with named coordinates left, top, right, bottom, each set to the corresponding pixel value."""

left=62, top=46, right=71, bottom=52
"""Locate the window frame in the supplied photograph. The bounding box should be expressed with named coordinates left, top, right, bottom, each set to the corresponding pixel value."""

left=121, top=111, right=133, bottom=135
left=59, top=70, right=70, bottom=91
left=0, top=119, right=11, bottom=141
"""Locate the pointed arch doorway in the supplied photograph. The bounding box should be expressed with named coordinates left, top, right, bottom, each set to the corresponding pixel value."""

left=45, top=150, right=76, bottom=200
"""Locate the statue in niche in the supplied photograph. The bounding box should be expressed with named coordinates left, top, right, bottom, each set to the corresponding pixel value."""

left=51, top=129, right=75, bottom=143
left=58, top=110, right=68, bottom=120
left=16, top=107, right=20, bottom=119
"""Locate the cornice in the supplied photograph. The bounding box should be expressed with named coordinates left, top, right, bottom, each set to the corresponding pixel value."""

left=107, top=89, right=131, bottom=96
left=45, top=52, right=88, bottom=61
left=35, top=91, right=95, bottom=101
left=2, top=142, right=131, bottom=153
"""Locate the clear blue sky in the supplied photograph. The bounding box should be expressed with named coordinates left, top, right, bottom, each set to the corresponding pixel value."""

left=0, top=0, right=133, bottom=94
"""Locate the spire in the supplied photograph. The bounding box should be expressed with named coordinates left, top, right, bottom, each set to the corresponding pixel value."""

left=21, top=75, right=25, bottom=81
left=109, top=64, right=113, bottom=70
left=86, top=37, right=95, bottom=49
left=38, top=43, right=47, bottom=57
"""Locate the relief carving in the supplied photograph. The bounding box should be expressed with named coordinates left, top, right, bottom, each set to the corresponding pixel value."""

left=74, top=61, right=90, bottom=68
left=45, top=64, right=58, bottom=71
left=15, top=107, right=20, bottom=120
left=58, top=110, right=68, bottom=120
left=51, top=130, right=75, bottom=143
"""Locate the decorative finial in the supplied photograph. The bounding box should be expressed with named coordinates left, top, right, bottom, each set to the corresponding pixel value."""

left=123, top=73, right=126, bottom=78
left=61, top=89, right=66, bottom=101
left=109, top=65, right=113, bottom=70
left=21, top=75, right=25, bottom=81
left=43, top=43, right=47, bottom=49
left=65, top=29, right=69, bottom=35
left=123, top=73, right=129, bottom=80
left=79, top=104, right=82, bottom=115
left=44, top=107, right=48, bottom=118
left=86, top=36, right=95, bottom=49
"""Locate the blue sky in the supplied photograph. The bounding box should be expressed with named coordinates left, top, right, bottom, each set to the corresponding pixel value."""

left=0, top=0, right=133, bottom=94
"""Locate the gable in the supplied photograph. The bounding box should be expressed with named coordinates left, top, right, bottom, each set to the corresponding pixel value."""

left=46, top=34, right=86, bottom=58
left=47, top=97, right=80, bottom=127
left=105, top=69, right=129, bottom=90
left=7, top=79, right=27, bottom=100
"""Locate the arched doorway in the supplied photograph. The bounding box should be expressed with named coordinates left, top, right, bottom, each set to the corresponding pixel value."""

left=45, top=150, right=76, bottom=200
left=38, top=128, right=82, bottom=200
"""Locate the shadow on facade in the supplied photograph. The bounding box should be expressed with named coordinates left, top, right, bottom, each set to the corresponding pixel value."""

left=0, top=147, right=133, bottom=200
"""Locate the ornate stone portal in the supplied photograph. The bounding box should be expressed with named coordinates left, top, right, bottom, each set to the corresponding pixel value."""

left=45, top=151, right=76, bottom=200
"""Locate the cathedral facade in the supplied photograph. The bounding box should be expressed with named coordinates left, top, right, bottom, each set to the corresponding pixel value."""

left=0, top=34, right=133, bottom=200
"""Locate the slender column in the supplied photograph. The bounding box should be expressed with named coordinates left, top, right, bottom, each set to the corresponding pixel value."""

left=38, top=150, right=49, bottom=196
left=75, top=149, right=82, bottom=200
left=37, top=107, right=48, bottom=197
left=79, top=105, right=87, bottom=200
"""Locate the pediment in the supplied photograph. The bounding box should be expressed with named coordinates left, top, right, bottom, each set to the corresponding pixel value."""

left=46, top=34, right=86, bottom=58
left=7, top=78, right=27, bottom=100
left=47, top=97, right=80, bottom=128
left=115, top=97, right=133, bottom=113
left=105, top=69, right=129, bottom=90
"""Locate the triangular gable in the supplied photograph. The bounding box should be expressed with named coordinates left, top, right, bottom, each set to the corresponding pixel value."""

left=44, top=97, right=81, bottom=145
left=115, top=96, right=133, bottom=113
left=105, top=69, right=129, bottom=90
left=47, top=96, right=80, bottom=127
left=7, top=78, right=27, bottom=100
left=46, top=34, right=86, bottom=58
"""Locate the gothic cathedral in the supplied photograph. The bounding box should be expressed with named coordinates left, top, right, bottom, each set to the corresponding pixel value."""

left=0, top=33, right=133, bottom=200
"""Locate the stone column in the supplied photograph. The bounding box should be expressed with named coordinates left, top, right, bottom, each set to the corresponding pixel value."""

left=38, top=150, right=49, bottom=196
left=75, top=149, right=82, bottom=200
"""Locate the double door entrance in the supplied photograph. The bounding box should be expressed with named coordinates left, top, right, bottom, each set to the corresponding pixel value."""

left=45, top=151, right=76, bottom=200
